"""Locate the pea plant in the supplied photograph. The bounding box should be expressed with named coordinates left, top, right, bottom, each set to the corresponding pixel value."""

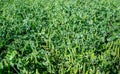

left=0, top=0, right=120, bottom=74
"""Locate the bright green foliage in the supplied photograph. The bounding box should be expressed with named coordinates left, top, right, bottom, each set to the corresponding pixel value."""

left=0, top=0, right=120, bottom=74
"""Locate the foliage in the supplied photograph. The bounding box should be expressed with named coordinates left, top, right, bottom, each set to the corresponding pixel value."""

left=0, top=0, right=120, bottom=74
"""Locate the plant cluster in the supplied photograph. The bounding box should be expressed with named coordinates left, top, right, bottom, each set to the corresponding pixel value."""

left=0, top=0, right=120, bottom=74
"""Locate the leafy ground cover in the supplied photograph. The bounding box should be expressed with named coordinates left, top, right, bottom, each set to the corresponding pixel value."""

left=0, top=0, right=120, bottom=74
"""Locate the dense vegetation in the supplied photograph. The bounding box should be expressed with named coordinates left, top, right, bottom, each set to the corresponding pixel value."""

left=0, top=0, right=120, bottom=74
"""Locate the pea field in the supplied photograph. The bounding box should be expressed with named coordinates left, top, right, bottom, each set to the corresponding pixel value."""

left=0, top=0, right=120, bottom=74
